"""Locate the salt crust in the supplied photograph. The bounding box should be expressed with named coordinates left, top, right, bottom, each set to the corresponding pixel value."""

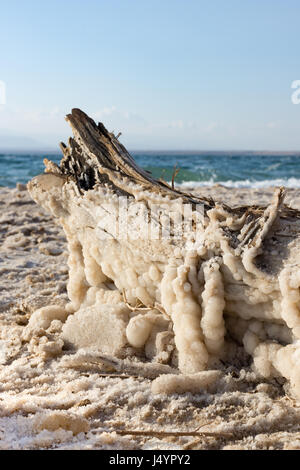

left=26, top=173, right=300, bottom=401
left=2, top=186, right=300, bottom=449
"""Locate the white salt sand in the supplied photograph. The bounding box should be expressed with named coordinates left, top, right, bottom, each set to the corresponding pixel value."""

left=1, top=184, right=300, bottom=450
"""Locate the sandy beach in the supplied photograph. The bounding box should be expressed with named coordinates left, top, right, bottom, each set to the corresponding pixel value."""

left=2, top=0, right=300, bottom=453
left=0, top=183, right=300, bottom=450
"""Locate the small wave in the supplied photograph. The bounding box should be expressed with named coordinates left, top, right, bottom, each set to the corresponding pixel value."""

left=176, top=178, right=300, bottom=189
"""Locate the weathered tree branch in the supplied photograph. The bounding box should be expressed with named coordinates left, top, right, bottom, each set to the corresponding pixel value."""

left=27, top=108, right=300, bottom=398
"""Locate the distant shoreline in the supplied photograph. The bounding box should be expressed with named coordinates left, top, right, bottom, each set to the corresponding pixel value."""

left=1, top=149, right=300, bottom=155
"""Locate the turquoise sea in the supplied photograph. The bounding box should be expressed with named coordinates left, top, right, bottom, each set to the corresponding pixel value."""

left=1, top=150, right=300, bottom=188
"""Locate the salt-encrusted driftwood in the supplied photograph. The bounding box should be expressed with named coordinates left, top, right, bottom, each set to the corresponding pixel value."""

left=27, top=109, right=300, bottom=397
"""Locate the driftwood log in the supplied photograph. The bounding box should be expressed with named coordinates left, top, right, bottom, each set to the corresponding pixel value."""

left=27, top=109, right=300, bottom=397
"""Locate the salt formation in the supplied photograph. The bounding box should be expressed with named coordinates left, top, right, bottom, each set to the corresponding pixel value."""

left=26, top=109, right=300, bottom=398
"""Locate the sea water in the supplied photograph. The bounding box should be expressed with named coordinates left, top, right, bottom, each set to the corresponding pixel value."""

left=1, top=150, right=300, bottom=188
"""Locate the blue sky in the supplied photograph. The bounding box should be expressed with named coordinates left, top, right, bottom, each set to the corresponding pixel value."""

left=0, top=0, right=300, bottom=150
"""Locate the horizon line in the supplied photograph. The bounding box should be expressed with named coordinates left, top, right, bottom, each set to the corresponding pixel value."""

left=1, top=148, right=300, bottom=155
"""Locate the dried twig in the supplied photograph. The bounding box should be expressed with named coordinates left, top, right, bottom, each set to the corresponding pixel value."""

left=91, top=373, right=136, bottom=379
left=112, top=419, right=232, bottom=439
left=61, top=351, right=178, bottom=378
left=113, top=429, right=233, bottom=438
left=171, top=164, right=180, bottom=190
left=122, top=289, right=153, bottom=312
left=122, top=289, right=171, bottom=320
